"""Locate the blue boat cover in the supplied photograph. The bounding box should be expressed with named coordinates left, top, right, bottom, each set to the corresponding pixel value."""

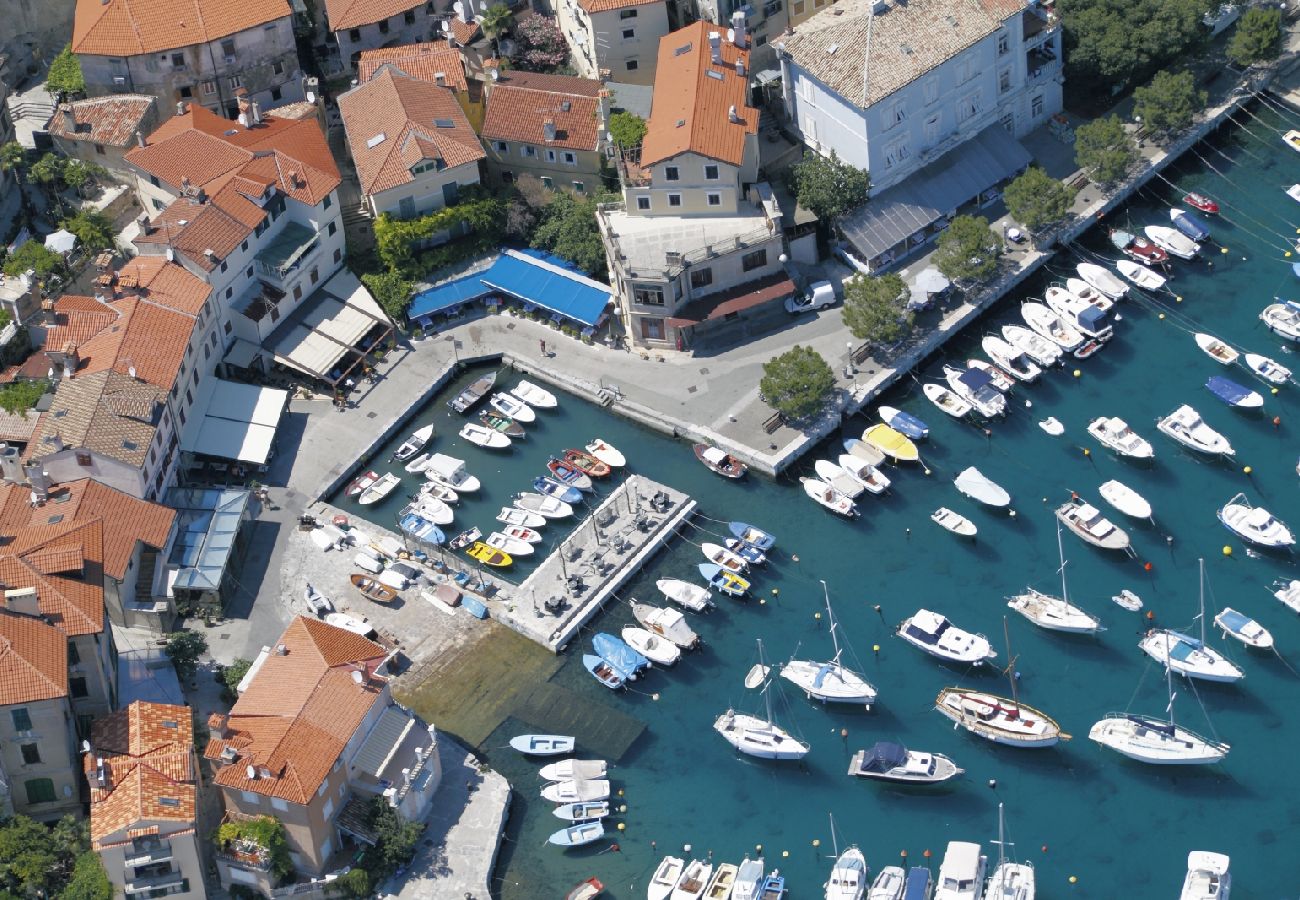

left=1076, top=305, right=1107, bottom=331
left=1167, top=632, right=1202, bottom=661
left=1127, top=714, right=1176, bottom=736
left=1206, top=375, right=1253, bottom=405
left=1217, top=608, right=1251, bottom=632
left=533, top=477, right=581, bottom=503
left=698, top=562, right=722, bottom=581
left=862, top=741, right=908, bottom=771
left=958, top=368, right=994, bottom=393
left=904, top=868, right=933, bottom=900
left=728, top=521, right=775, bottom=550
left=1291, top=262, right=1300, bottom=279
left=593, top=632, right=649, bottom=678
left=1173, top=209, right=1211, bottom=240
left=886, top=408, right=930, bottom=439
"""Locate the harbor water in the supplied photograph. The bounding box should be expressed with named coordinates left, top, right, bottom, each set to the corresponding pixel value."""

left=343, top=103, right=1300, bottom=898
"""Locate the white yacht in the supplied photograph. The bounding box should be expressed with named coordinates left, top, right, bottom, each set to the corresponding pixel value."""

left=897, top=610, right=996, bottom=665
left=1007, top=522, right=1104, bottom=634
left=934, top=841, right=986, bottom=900
left=715, top=641, right=810, bottom=761
left=825, top=847, right=868, bottom=900
left=1045, top=285, right=1114, bottom=341
left=1157, top=405, right=1234, bottom=457
left=1001, top=324, right=1063, bottom=367
left=781, top=582, right=878, bottom=707
left=1144, top=224, right=1199, bottom=259
left=984, top=804, right=1035, bottom=900
left=1260, top=300, right=1300, bottom=341
left=944, top=364, right=1007, bottom=417
left=1217, top=493, right=1294, bottom=548
left=1087, top=416, right=1155, bottom=459
left=1021, top=301, right=1085, bottom=352
left=1077, top=262, right=1128, bottom=299
left=1139, top=561, right=1243, bottom=683
left=1180, top=851, right=1231, bottom=900
left=981, top=335, right=1042, bottom=382
left=1056, top=498, right=1131, bottom=552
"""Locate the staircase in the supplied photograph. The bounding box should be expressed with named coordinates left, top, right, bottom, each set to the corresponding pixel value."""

left=6, top=84, right=56, bottom=148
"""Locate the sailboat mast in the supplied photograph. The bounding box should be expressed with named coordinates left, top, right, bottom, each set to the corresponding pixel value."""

left=1002, top=617, right=1020, bottom=706
left=995, top=802, right=1007, bottom=870
left=821, top=580, right=842, bottom=664
left=828, top=811, right=840, bottom=859
left=1197, top=557, right=1206, bottom=645
left=1056, top=520, right=1069, bottom=606
left=1165, top=631, right=1177, bottom=729
left=757, top=638, right=774, bottom=726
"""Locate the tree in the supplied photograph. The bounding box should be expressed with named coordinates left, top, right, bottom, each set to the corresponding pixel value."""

left=530, top=192, right=608, bottom=278
left=0, top=379, right=49, bottom=415
left=63, top=852, right=113, bottom=900
left=759, top=345, right=835, bottom=421
left=0, top=142, right=33, bottom=218
left=1074, top=114, right=1137, bottom=185
left=1227, top=7, right=1283, bottom=66
left=0, top=815, right=87, bottom=897
left=332, top=868, right=371, bottom=899
left=361, top=799, right=422, bottom=879
left=361, top=269, right=413, bottom=320
left=1132, top=70, right=1206, bottom=139
left=608, top=112, right=646, bottom=150
left=61, top=210, right=114, bottom=251
left=788, top=151, right=870, bottom=222
left=3, top=241, right=66, bottom=278
left=1003, top=167, right=1076, bottom=232
left=47, top=45, right=86, bottom=98
left=222, top=657, right=253, bottom=700
left=934, top=215, right=1003, bottom=284
left=512, top=13, right=569, bottom=73
left=164, top=630, right=208, bottom=682
left=841, top=273, right=912, bottom=344
left=479, top=3, right=513, bottom=55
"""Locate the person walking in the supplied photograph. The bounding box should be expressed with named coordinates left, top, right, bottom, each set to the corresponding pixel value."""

left=539, top=339, right=547, bottom=357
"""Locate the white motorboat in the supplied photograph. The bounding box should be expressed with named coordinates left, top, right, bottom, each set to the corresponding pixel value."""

left=1180, top=852, right=1230, bottom=900
left=703, top=864, right=738, bottom=900
left=540, top=779, right=610, bottom=803
left=1214, top=607, right=1273, bottom=648
left=801, top=477, right=858, bottom=517
left=867, top=867, right=906, bottom=900
left=1244, top=352, right=1291, bottom=384
left=953, top=466, right=1010, bottom=508
left=944, top=365, right=1007, bottom=417
left=1193, top=332, right=1239, bottom=365
left=510, top=733, right=575, bottom=755
left=1098, top=479, right=1153, bottom=519
left=497, top=506, right=544, bottom=529
left=1007, top=521, right=1103, bottom=634
left=984, top=804, right=1035, bottom=900
left=403, top=453, right=432, bottom=474
left=898, top=609, right=995, bottom=665
left=848, top=741, right=963, bottom=783
left=584, top=439, right=625, bottom=467
left=513, top=492, right=574, bottom=518
left=392, top=424, right=434, bottom=462
left=1045, top=286, right=1113, bottom=342
left=934, top=841, right=986, bottom=900
left=1064, top=277, right=1115, bottom=311
left=358, top=472, right=401, bottom=506
left=649, top=857, right=686, bottom=900
left=923, top=382, right=974, bottom=418
left=931, top=507, right=977, bottom=537
left=780, top=581, right=877, bottom=707
left=539, top=758, right=607, bottom=782
left=656, top=578, right=713, bottom=613
left=715, top=641, right=810, bottom=761
left=1021, top=301, right=1085, bottom=352
left=842, top=437, right=888, bottom=467
left=489, top=392, right=536, bottom=423
left=825, top=847, right=868, bottom=900
left=1038, top=417, right=1064, bottom=436
left=965, top=359, right=1015, bottom=392
left=1272, top=578, right=1300, bottom=613
left=837, top=453, right=892, bottom=494
left=402, top=496, right=454, bottom=525
left=1144, top=224, right=1199, bottom=259
left=1001, top=324, right=1063, bottom=367
left=632, top=601, right=700, bottom=647
left=459, top=422, right=511, bottom=449
left=485, top=531, right=533, bottom=556
left=814, top=459, right=866, bottom=499
left=1077, top=262, right=1128, bottom=299
left=511, top=379, right=558, bottom=408
left=1087, top=416, right=1155, bottom=459
left=1056, top=497, right=1130, bottom=551
left=1157, top=405, right=1234, bottom=456
left=701, top=541, right=749, bottom=575
left=672, top=860, right=713, bottom=900
left=424, top=453, right=481, bottom=492
left=980, top=336, right=1042, bottom=383
left=1117, top=258, right=1166, bottom=290
left=1140, top=561, right=1243, bottom=682
left=419, top=481, right=458, bottom=505
left=1217, top=492, right=1294, bottom=548
left=1260, top=300, right=1300, bottom=341
left=500, top=524, right=542, bottom=543
left=621, top=626, right=681, bottom=665
left=732, top=858, right=765, bottom=900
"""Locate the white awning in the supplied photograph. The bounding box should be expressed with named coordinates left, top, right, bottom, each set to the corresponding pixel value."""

left=351, top=705, right=415, bottom=779
left=181, top=379, right=288, bottom=465
left=265, top=270, right=392, bottom=382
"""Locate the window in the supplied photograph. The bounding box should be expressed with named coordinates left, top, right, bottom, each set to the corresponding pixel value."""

left=179, top=85, right=192, bottom=99
left=150, top=175, right=160, bottom=188
left=1001, top=112, right=1015, bottom=133
left=76, top=452, right=92, bottom=467
left=310, top=267, right=319, bottom=285
left=523, top=145, right=536, bottom=158
left=333, top=247, right=342, bottom=263
left=494, top=141, right=508, bottom=153
left=706, top=192, right=721, bottom=206
left=322, top=797, right=335, bottom=819
left=690, top=268, right=713, bottom=289
left=639, top=317, right=665, bottom=341
left=998, top=69, right=1011, bottom=94
left=793, top=0, right=805, bottom=13
left=541, top=176, right=554, bottom=190
left=68, top=640, right=80, bottom=666
left=667, top=193, right=682, bottom=207
left=405, top=9, right=416, bottom=24
left=171, top=53, right=185, bottom=68
left=798, top=78, right=814, bottom=104
left=891, top=104, right=906, bottom=127
left=884, top=139, right=911, bottom=169
left=378, top=19, right=390, bottom=33
left=755, top=34, right=768, bottom=46
left=622, top=27, right=635, bottom=39
left=273, top=60, right=285, bottom=76
left=501, top=171, right=514, bottom=184
left=958, top=92, right=980, bottom=122
left=764, top=0, right=783, bottom=15
left=11, top=708, right=32, bottom=731
left=563, top=152, right=576, bottom=165
left=1031, top=93, right=1044, bottom=117
left=328, top=221, right=337, bottom=236
left=240, top=791, right=260, bottom=804
left=924, top=114, right=941, bottom=146
left=633, top=285, right=665, bottom=306
left=293, top=285, right=303, bottom=300
left=997, top=32, right=1009, bottom=55
left=923, top=77, right=939, bottom=105
left=272, top=797, right=289, bottom=811
left=24, top=778, right=56, bottom=805
left=219, top=261, right=227, bottom=273
left=270, top=86, right=282, bottom=102
left=742, top=248, right=768, bottom=271
left=704, top=164, right=719, bottom=179
left=70, top=677, right=88, bottom=698
left=619, top=7, right=637, bottom=16
left=246, top=265, right=254, bottom=278
left=636, top=195, right=650, bottom=210
left=545, top=149, right=557, bottom=163
left=241, top=239, right=249, bottom=252
left=348, top=28, right=361, bottom=42
left=229, top=76, right=243, bottom=90
left=626, top=59, right=639, bottom=71
left=20, top=743, right=40, bottom=765
left=224, top=321, right=233, bottom=335
left=664, top=166, right=679, bottom=181
left=221, top=39, right=236, bottom=58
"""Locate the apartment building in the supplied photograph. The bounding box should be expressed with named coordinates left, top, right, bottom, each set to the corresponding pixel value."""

left=556, top=0, right=671, bottom=85
left=356, top=42, right=483, bottom=127
left=72, top=0, right=304, bottom=120
left=688, top=1, right=786, bottom=64
left=328, top=0, right=480, bottom=69
left=88, top=701, right=206, bottom=900
left=206, top=617, right=440, bottom=890
left=47, top=96, right=159, bottom=178
left=598, top=22, right=789, bottom=350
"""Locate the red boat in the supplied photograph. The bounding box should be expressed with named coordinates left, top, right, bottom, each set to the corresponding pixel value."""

left=346, top=470, right=380, bottom=496
left=562, top=449, right=612, bottom=478
left=1183, top=192, right=1219, bottom=214
left=1109, top=229, right=1168, bottom=266
left=565, top=876, right=603, bottom=900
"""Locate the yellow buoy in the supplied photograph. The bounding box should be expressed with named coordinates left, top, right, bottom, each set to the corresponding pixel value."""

left=617, top=822, right=626, bottom=831
left=872, top=644, right=880, bottom=653
left=1272, top=387, right=1280, bottom=395
left=1175, top=296, right=1182, bottom=301
left=812, top=839, right=821, bottom=847
left=1220, top=247, right=1228, bottom=254
left=617, top=788, right=624, bottom=796
left=1223, top=546, right=1233, bottom=557
left=1083, top=448, right=1091, bottom=457
left=619, top=804, right=628, bottom=812
left=756, top=844, right=763, bottom=852
left=1070, top=876, right=1078, bottom=884
left=1159, top=313, right=1166, bottom=319
left=1243, top=466, right=1253, bottom=475
left=814, top=612, right=822, bottom=620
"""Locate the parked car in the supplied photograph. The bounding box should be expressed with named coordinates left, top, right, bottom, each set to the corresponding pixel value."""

left=784, top=281, right=836, bottom=314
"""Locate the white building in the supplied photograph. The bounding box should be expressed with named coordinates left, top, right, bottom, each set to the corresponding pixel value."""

left=555, top=0, right=671, bottom=85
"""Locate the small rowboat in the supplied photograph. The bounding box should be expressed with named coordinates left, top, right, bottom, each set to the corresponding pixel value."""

left=542, top=779, right=611, bottom=804
left=1112, top=589, right=1143, bottom=611
left=553, top=801, right=609, bottom=821
left=420, top=481, right=458, bottom=504
left=837, top=453, right=891, bottom=494
left=725, top=538, right=766, bottom=565
left=622, top=626, right=681, bottom=666
left=546, top=458, right=594, bottom=491
left=346, top=470, right=380, bottom=496
left=862, top=423, right=919, bottom=462
left=1111, top=228, right=1168, bottom=265
left=448, top=371, right=497, bottom=413
left=1206, top=375, right=1263, bottom=409
left=728, top=521, right=775, bottom=550
left=879, top=406, right=929, bottom=440
left=548, top=822, right=606, bottom=848
left=1194, top=333, right=1239, bottom=365
left=498, top=506, right=545, bottom=529
left=1039, top=417, right=1064, bottom=436
left=584, top=439, right=625, bottom=467
left=1260, top=301, right=1300, bottom=341
left=392, top=424, right=434, bottom=461
left=501, top=524, right=542, bottom=543
left=701, top=541, right=748, bottom=573
left=1117, top=259, right=1166, bottom=290
left=931, top=507, right=977, bottom=537
left=459, top=423, right=511, bottom=449
left=923, top=383, right=972, bottom=418
left=1214, top=607, right=1274, bottom=648
left=564, top=877, right=604, bottom=900
left=486, top=531, right=533, bottom=556
left=1077, top=262, right=1128, bottom=300
left=801, top=477, right=857, bottom=517
left=510, top=734, right=574, bottom=755
left=449, top=526, right=481, bottom=550
left=1245, top=353, right=1291, bottom=385
left=563, top=449, right=612, bottom=477
left=488, top=392, right=536, bottom=423
left=583, top=655, right=624, bottom=690
left=466, top=542, right=512, bottom=566
left=694, top=444, right=747, bottom=478
left=350, top=573, right=398, bottom=603
left=533, top=476, right=583, bottom=504
left=698, top=562, right=749, bottom=596
left=404, top=453, right=432, bottom=474
left=514, top=492, right=574, bottom=518
left=1183, top=192, right=1219, bottom=214
left=1144, top=225, right=1199, bottom=259
left=304, top=583, right=333, bottom=616
left=965, top=359, right=1015, bottom=393
left=480, top=411, right=526, bottom=438
left=358, top=472, right=401, bottom=505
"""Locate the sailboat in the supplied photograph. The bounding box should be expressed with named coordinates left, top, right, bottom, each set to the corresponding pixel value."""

left=780, top=580, right=878, bottom=707
left=824, top=814, right=867, bottom=900
left=714, top=640, right=810, bottom=760
left=1089, top=631, right=1230, bottom=765
left=1139, top=560, right=1244, bottom=683
left=1006, top=521, right=1104, bottom=634
left=983, top=803, right=1035, bottom=900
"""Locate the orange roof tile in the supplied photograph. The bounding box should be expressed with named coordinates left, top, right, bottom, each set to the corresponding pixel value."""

left=0, top=611, right=68, bottom=706
left=641, top=22, right=758, bottom=168
left=482, top=79, right=602, bottom=152
left=89, top=702, right=196, bottom=844
left=0, top=520, right=107, bottom=636
left=495, top=70, right=603, bottom=97
left=111, top=256, right=213, bottom=316
left=576, top=0, right=664, bottom=13
left=44, top=293, right=197, bottom=391
left=325, top=0, right=423, bottom=30
left=358, top=43, right=469, bottom=92
left=73, top=0, right=292, bottom=57
left=27, top=371, right=166, bottom=472
left=446, top=16, right=481, bottom=45
left=47, top=96, right=156, bottom=147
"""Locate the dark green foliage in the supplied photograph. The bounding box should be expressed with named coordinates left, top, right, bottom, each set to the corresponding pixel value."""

left=1060, top=0, right=1212, bottom=100
left=1074, top=114, right=1138, bottom=185
left=608, top=112, right=647, bottom=149
left=0, top=379, right=49, bottom=415
left=934, top=215, right=1003, bottom=283
left=530, top=192, right=610, bottom=279
left=841, top=273, right=912, bottom=344
left=360, top=800, right=422, bottom=880
left=60, top=210, right=114, bottom=251
left=2, top=241, right=66, bottom=278
left=164, top=630, right=208, bottom=682
left=0, top=815, right=89, bottom=897
left=222, top=658, right=253, bottom=699
left=331, top=868, right=371, bottom=898
left=1227, top=7, right=1283, bottom=66
left=788, top=151, right=870, bottom=222
left=759, top=345, right=836, bottom=421
left=216, top=816, right=293, bottom=883
left=47, top=45, right=86, bottom=97
left=1002, top=167, right=1077, bottom=232
left=1132, top=70, right=1207, bottom=139
left=361, top=270, right=414, bottom=320
left=62, top=852, right=113, bottom=900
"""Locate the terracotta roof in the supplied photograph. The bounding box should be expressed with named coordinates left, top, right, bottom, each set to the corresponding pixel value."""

left=667, top=272, right=795, bottom=324
left=0, top=408, right=42, bottom=443
left=482, top=80, right=602, bottom=152
left=29, top=371, right=166, bottom=471
left=446, top=16, right=481, bottom=45
left=109, top=256, right=212, bottom=316
left=47, top=96, right=156, bottom=147
left=781, top=0, right=1028, bottom=107
left=641, top=22, right=758, bottom=168
left=358, top=43, right=469, bottom=92
left=0, top=611, right=68, bottom=706
left=88, top=702, right=196, bottom=844
left=339, top=68, right=485, bottom=196
left=495, top=70, right=604, bottom=97
left=204, top=617, right=389, bottom=803
left=43, top=292, right=198, bottom=391
left=72, top=0, right=292, bottom=57
left=325, top=0, right=423, bottom=30
left=576, top=0, right=664, bottom=14
left=0, top=519, right=107, bottom=636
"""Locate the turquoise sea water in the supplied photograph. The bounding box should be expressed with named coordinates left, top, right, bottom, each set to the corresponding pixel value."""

left=346, top=104, right=1300, bottom=898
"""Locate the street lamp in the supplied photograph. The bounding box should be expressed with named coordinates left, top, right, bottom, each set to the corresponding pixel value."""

left=845, top=341, right=857, bottom=378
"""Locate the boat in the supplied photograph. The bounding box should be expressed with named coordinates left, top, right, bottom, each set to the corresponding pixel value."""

left=1098, top=479, right=1152, bottom=519
left=546, top=458, right=594, bottom=491
left=1180, top=851, right=1230, bottom=900
left=1007, top=521, right=1104, bottom=634
left=1056, top=497, right=1131, bottom=551
left=983, top=804, right=1034, bottom=900
left=398, top=512, right=445, bottom=544
left=801, top=477, right=858, bottom=517
left=726, top=538, right=767, bottom=565
left=511, top=379, right=558, bottom=408
left=565, top=877, right=604, bottom=900
left=1206, top=375, right=1263, bottom=409
left=304, top=583, right=333, bottom=616
left=1112, top=589, right=1143, bottom=611
left=944, top=365, right=1006, bottom=417
left=1184, top=192, right=1219, bottom=213
left=584, top=439, right=625, bottom=467
left=1140, top=561, right=1243, bottom=682
left=862, top=423, right=920, bottom=462
left=694, top=444, right=748, bottom=479
left=931, top=507, right=977, bottom=537
left=898, top=609, right=995, bottom=665
left=448, top=371, right=497, bottom=413
left=404, top=494, right=454, bottom=525
left=1171, top=207, right=1211, bottom=241
left=981, top=335, right=1042, bottom=382
left=583, top=654, right=624, bottom=689
left=826, top=847, right=868, bottom=900
left=1111, top=228, right=1169, bottom=264
left=514, top=492, right=574, bottom=518
left=1244, top=352, right=1291, bottom=384
left=403, top=453, right=432, bottom=474
left=485, top=531, right=534, bottom=556
left=419, top=481, right=458, bottom=504
left=1001, top=324, right=1062, bottom=367
left=498, top=506, right=545, bottom=529
left=867, top=868, right=906, bottom=900
left=879, top=406, right=929, bottom=440
left=1260, top=300, right=1300, bottom=340
left=1194, top=333, right=1239, bottom=365
left=392, top=424, right=434, bottom=461
left=466, top=542, right=511, bottom=567
left=532, top=476, right=583, bottom=504
left=553, top=801, right=610, bottom=822
left=459, top=422, right=511, bottom=449
left=350, top=573, right=398, bottom=603
left=649, top=858, right=686, bottom=900
left=704, top=863, right=738, bottom=900
left=923, top=382, right=973, bottom=418
left=1157, top=405, right=1234, bottom=456
left=656, top=578, right=714, bottom=612
left=509, top=734, right=575, bottom=755
left=833, top=453, right=889, bottom=495
left=1274, top=578, right=1300, bottom=613
left=622, top=626, right=681, bottom=665
left=541, top=778, right=611, bottom=803
left=541, top=758, right=608, bottom=782
left=848, top=741, right=963, bottom=783
left=1144, top=224, right=1199, bottom=259
left=781, top=581, right=877, bottom=706
left=728, top=521, right=775, bottom=551
left=1214, top=607, right=1273, bottom=648
left=424, top=454, right=481, bottom=492
left=672, top=860, right=713, bottom=900
left=699, top=562, right=750, bottom=597
left=548, top=822, right=604, bottom=847
left=1117, top=258, right=1166, bottom=289
left=1021, top=302, right=1084, bottom=353
left=592, top=632, right=650, bottom=681
left=1039, top=417, right=1064, bottom=436
left=323, top=612, right=374, bottom=637
left=499, top=524, right=542, bottom=544
left=345, top=470, right=377, bottom=499
left=488, top=391, right=536, bottom=423
left=732, top=859, right=765, bottom=900
left=1045, top=286, right=1113, bottom=341
left=813, top=459, right=866, bottom=499
left=1064, top=277, right=1114, bottom=311
left=714, top=640, right=810, bottom=760
left=1218, top=492, right=1294, bottom=548
left=953, top=467, right=1010, bottom=508
left=935, top=685, right=1065, bottom=748
left=563, top=449, right=612, bottom=478
left=422, top=583, right=461, bottom=613
left=902, top=868, right=932, bottom=900
left=449, top=527, right=481, bottom=552
left=934, top=842, right=986, bottom=900
left=965, top=359, right=1015, bottom=392
left=842, top=437, right=889, bottom=468
left=701, top=541, right=748, bottom=574
left=1087, top=416, right=1155, bottom=459
left=1077, top=261, right=1128, bottom=299
left=758, top=873, right=785, bottom=900
left=479, top=411, right=526, bottom=438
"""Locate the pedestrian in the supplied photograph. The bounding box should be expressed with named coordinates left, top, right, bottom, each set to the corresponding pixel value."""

left=539, top=339, right=547, bottom=357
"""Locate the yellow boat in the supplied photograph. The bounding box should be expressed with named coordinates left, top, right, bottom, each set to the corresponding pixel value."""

left=466, top=542, right=512, bottom=567
left=862, top=423, right=919, bottom=463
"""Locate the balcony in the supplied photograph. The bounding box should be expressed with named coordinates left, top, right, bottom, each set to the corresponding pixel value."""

left=254, top=221, right=322, bottom=288
left=124, top=869, right=185, bottom=895
left=1022, top=8, right=1059, bottom=49
left=1026, top=48, right=1060, bottom=84
left=124, top=840, right=174, bottom=868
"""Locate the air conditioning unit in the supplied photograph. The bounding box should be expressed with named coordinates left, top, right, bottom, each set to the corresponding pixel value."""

left=113, top=77, right=126, bottom=86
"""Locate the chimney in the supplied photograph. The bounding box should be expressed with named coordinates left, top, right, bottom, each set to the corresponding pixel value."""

left=176, top=100, right=187, bottom=116
left=136, top=212, right=151, bottom=233
left=275, top=643, right=288, bottom=656
left=287, top=170, right=300, bottom=189
left=237, top=96, right=251, bottom=127
left=708, top=31, right=722, bottom=64
left=543, top=118, right=557, bottom=142
left=731, top=11, right=748, bottom=47
left=434, top=71, right=446, bottom=85
left=46, top=432, right=64, bottom=453
left=0, top=445, right=22, bottom=486
left=135, top=129, right=146, bottom=149
left=736, top=57, right=746, bottom=77
left=59, top=104, right=75, bottom=132
left=4, top=587, right=41, bottom=618
left=251, top=100, right=262, bottom=125
left=596, top=88, right=611, bottom=137
left=181, top=175, right=192, bottom=193
left=728, top=104, right=741, bottom=124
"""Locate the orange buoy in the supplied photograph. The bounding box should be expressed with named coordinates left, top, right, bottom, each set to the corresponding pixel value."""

left=1146, top=611, right=1155, bottom=620
left=1042, top=845, right=1049, bottom=853
left=1144, top=562, right=1153, bottom=571
left=923, top=849, right=933, bottom=859
left=1274, top=416, right=1282, bottom=428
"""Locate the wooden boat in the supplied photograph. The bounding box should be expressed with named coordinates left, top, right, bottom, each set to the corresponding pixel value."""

left=584, top=439, right=626, bottom=467
left=511, top=379, right=558, bottom=408
left=541, top=778, right=611, bottom=803
left=459, top=422, right=511, bottom=448
left=1214, top=607, right=1274, bottom=648
left=509, top=734, right=575, bottom=755
left=931, top=507, right=976, bottom=537
left=1244, top=352, right=1291, bottom=385
left=698, top=562, right=749, bottom=597
left=1193, top=333, right=1239, bottom=365
left=501, top=524, right=542, bottom=543
left=563, top=448, right=612, bottom=478
left=862, top=423, right=919, bottom=462
left=1184, top=192, right=1219, bottom=214
left=350, top=573, right=398, bottom=603
left=514, top=492, right=574, bottom=518
left=533, top=476, right=583, bottom=504
left=701, top=541, right=748, bottom=574
left=725, top=538, right=766, bottom=565
left=448, top=370, right=497, bottom=413
left=546, top=458, right=594, bottom=490
left=479, top=411, right=526, bottom=438
left=923, top=382, right=973, bottom=418
left=935, top=687, right=1066, bottom=748
left=346, top=470, right=380, bottom=497
left=672, top=860, right=713, bottom=900
left=801, top=477, right=857, bottom=517
left=488, top=391, right=536, bottom=423
left=392, top=424, right=434, bottom=461
left=1117, top=258, right=1167, bottom=290
left=656, top=578, right=713, bottom=613
left=564, top=877, right=604, bottom=900
left=548, top=822, right=605, bottom=847
left=583, top=654, right=624, bottom=689
left=449, top=526, right=481, bottom=551
left=703, top=864, right=738, bottom=899
left=837, top=453, right=891, bottom=494
left=728, top=521, right=775, bottom=550
left=358, top=473, right=401, bottom=506
left=486, top=531, right=534, bottom=556
left=694, top=444, right=747, bottom=478
left=466, top=542, right=511, bottom=566
left=1056, top=497, right=1131, bottom=551
left=622, top=626, right=681, bottom=666
left=632, top=601, right=700, bottom=648
left=420, top=481, right=458, bottom=504
left=649, top=858, right=685, bottom=900
left=498, top=506, right=546, bottom=529
left=848, top=741, right=964, bottom=783
left=553, top=801, right=610, bottom=821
